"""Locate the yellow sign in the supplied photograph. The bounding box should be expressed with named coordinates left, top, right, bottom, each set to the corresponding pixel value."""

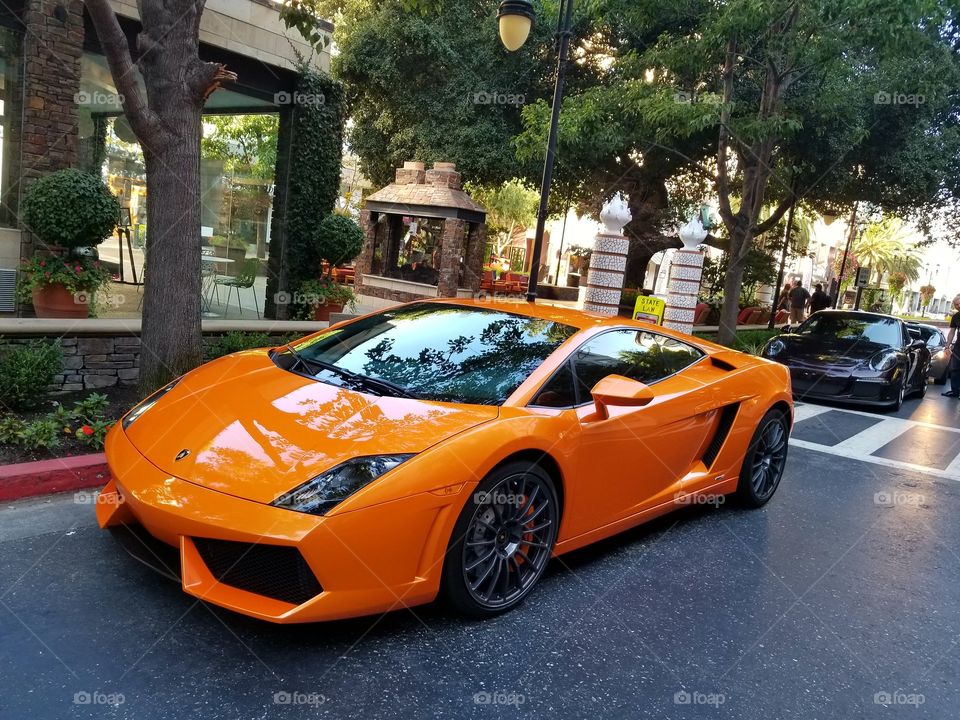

left=633, top=296, right=665, bottom=325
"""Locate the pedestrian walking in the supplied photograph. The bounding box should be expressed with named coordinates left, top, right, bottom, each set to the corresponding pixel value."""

left=942, top=294, right=960, bottom=398
left=809, top=283, right=831, bottom=314
left=777, top=283, right=791, bottom=313
left=788, top=280, right=810, bottom=325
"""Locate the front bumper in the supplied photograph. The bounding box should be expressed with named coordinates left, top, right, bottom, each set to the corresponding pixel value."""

left=787, top=366, right=901, bottom=406
left=97, top=427, right=460, bottom=623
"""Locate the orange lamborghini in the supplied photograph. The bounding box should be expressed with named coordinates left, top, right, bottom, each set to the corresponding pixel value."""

left=97, top=299, right=792, bottom=623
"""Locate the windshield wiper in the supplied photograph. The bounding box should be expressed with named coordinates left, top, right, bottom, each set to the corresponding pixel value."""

left=310, top=359, right=421, bottom=399
left=280, top=343, right=317, bottom=374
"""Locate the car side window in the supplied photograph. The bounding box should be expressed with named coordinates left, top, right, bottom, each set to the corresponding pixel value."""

left=531, top=361, right=577, bottom=408
left=571, top=329, right=704, bottom=398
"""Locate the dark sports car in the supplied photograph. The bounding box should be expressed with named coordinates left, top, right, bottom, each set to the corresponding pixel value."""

left=762, top=310, right=930, bottom=410
left=909, top=322, right=951, bottom=384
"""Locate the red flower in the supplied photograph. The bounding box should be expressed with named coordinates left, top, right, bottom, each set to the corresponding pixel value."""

left=75, top=266, right=82, bottom=272
left=80, top=425, right=94, bottom=436
left=39, top=260, right=46, bottom=267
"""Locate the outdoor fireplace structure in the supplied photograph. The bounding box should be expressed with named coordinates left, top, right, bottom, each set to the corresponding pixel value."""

left=354, top=162, right=487, bottom=303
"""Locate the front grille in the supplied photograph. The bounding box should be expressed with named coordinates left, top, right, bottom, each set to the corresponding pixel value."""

left=193, top=538, right=322, bottom=606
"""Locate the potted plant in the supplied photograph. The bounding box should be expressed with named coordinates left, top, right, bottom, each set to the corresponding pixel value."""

left=17, top=255, right=112, bottom=317
left=209, top=234, right=249, bottom=276
left=299, top=276, right=357, bottom=321
left=18, top=169, right=120, bottom=318
left=294, top=213, right=364, bottom=320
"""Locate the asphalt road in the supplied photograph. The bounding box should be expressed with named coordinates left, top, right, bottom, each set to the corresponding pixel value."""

left=2, top=398, right=960, bottom=719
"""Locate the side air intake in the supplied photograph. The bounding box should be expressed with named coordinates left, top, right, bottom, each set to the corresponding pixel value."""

left=702, top=403, right=740, bottom=468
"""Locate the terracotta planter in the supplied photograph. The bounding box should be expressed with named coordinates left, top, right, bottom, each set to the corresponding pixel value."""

left=32, top=283, right=89, bottom=318
left=312, top=302, right=345, bottom=322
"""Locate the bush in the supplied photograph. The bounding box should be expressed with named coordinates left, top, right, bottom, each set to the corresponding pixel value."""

left=207, top=331, right=277, bottom=360
left=315, top=214, right=363, bottom=267
left=0, top=340, right=63, bottom=409
left=21, top=169, right=120, bottom=249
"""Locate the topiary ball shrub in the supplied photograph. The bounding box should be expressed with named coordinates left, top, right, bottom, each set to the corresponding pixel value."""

left=22, top=169, right=121, bottom=249
left=315, top=213, right=363, bottom=268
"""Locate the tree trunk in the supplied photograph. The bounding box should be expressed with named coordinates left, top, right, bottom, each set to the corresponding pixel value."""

left=140, top=116, right=204, bottom=390
left=84, top=0, right=237, bottom=394
left=718, top=222, right=753, bottom=345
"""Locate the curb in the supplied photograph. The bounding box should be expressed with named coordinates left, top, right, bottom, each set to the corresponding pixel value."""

left=0, top=453, right=109, bottom=502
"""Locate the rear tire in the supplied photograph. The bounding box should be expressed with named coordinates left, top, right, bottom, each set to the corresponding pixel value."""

left=441, top=461, right=559, bottom=618
left=735, top=409, right=789, bottom=508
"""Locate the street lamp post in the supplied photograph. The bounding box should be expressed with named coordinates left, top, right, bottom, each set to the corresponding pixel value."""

left=498, top=0, right=574, bottom=302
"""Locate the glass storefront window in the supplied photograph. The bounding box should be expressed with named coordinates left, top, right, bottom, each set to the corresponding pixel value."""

left=77, top=51, right=280, bottom=318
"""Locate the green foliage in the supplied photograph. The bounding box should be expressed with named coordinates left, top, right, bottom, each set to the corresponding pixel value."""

left=0, top=340, right=63, bottom=410
left=298, top=276, right=357, bottom=312
left=701, top=250, right=778, bottom=307
left=1, top=392, right=114, bottom=452
left=21, top=169, right=120, bottom=249
left=286, top=67, right=345, bottom=303
left=315, top=213, right=364, bottom=267
left=209, top=235, right=248, bottom=250
left=854, top=216, right=921, bottom=284
left=17, top=254, right=112, bottom=299
left=207, top=331, right=276, bottom=359
left=466, top=179, right=539, bottom=253
left=202, top=115, right=279, bottom=180
left=326, top=0, right=556, bottom=188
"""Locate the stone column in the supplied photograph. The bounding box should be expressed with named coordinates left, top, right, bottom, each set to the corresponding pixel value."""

left=437, top=218, right=465, bottom=297
left=662, top=217, right=708, bottom=334
left=583, top=194, right=632, bottom=315
left=353, top=209, right=377, bottom=294
left=463, top=222, right=486, bottom=293
left=662, top=249, right=704, bottom=334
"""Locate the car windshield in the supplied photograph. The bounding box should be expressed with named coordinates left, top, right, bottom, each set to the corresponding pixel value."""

left=795, top=314, right=901, bottom=347
left=280, top=303, right=578, bottom=405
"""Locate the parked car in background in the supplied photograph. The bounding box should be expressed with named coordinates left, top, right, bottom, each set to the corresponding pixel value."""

left=762, top=310, right=930, bottom=410
left=908, top=322, right=951, bottom=384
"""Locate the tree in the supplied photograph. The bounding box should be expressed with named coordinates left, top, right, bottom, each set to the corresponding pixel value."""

left=85, top=0, right=237, bottom=391
left=201, top=115, right=279, bottom=180
left=854, top=216, right=921, bottom=284
left=310, top=0, right=557, bottom=188
left=465, top=179, right=538, bottom=255
left=622, top=0, right=960, bottom=344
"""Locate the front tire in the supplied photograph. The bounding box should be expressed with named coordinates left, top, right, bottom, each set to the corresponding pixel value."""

left=735, top=409, right=789, bottom=508
left=441, top=461, right=559, bottom=618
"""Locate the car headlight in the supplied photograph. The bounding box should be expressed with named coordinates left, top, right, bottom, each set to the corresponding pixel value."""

left=763, top=339, right=786, bottom=357
left=121, top=378, right=181, bottom=430
left=272, top=454, right=415, bottom=516
left=868, top=350, right=899, bottom=372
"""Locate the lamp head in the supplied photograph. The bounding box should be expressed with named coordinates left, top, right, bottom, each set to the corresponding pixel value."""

left=497, top=0, right=535, bottom=51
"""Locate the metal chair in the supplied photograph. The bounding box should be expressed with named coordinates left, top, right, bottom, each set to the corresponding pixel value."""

left=214, top=257, right=261, bottom=318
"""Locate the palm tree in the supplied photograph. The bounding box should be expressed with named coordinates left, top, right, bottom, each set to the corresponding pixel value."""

left=853, top=217, right=921, bottom=284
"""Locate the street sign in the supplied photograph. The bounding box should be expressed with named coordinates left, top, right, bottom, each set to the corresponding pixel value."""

left=855, top=266, right=871, bottom=288
left=633, top=295, right=665, bottom=325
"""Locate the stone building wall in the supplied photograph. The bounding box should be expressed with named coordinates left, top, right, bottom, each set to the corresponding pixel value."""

left=0, top=331, right=300, bottom=393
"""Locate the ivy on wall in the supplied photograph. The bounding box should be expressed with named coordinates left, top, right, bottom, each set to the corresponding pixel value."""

left=284, top=67, right=345, bottom=312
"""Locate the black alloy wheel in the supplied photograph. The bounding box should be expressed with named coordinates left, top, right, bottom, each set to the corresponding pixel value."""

left=736, top=409, right=789, bottom=508
left=442, top=461, right=558, bottom=617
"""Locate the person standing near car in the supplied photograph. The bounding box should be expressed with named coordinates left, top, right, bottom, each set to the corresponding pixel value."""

left=942, top=294, right=960, bottom=398
left=788, top=280, right=810, bottom=325
left=809, top=283, right=831, bottom=314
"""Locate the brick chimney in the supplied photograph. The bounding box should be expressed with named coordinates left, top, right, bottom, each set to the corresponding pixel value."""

left=425, top=162, right=461, bottom=190
left=395, top=161, right=426, bottom=185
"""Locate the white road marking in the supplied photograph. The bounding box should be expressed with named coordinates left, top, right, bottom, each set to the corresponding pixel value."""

left=790, top=402, right=960, bottom=482
left=789, top=438, right=960, bottom=482
left=831, top=418, right=912, bottom=455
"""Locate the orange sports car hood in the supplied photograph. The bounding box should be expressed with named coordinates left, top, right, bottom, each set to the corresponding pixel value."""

left=123, top=351, right=498, bottom=504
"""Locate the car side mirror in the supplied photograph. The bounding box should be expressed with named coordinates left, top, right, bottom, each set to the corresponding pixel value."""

left=910, top=339, right=926, bottom=351
left=590, top=375, right=654, bottom=420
